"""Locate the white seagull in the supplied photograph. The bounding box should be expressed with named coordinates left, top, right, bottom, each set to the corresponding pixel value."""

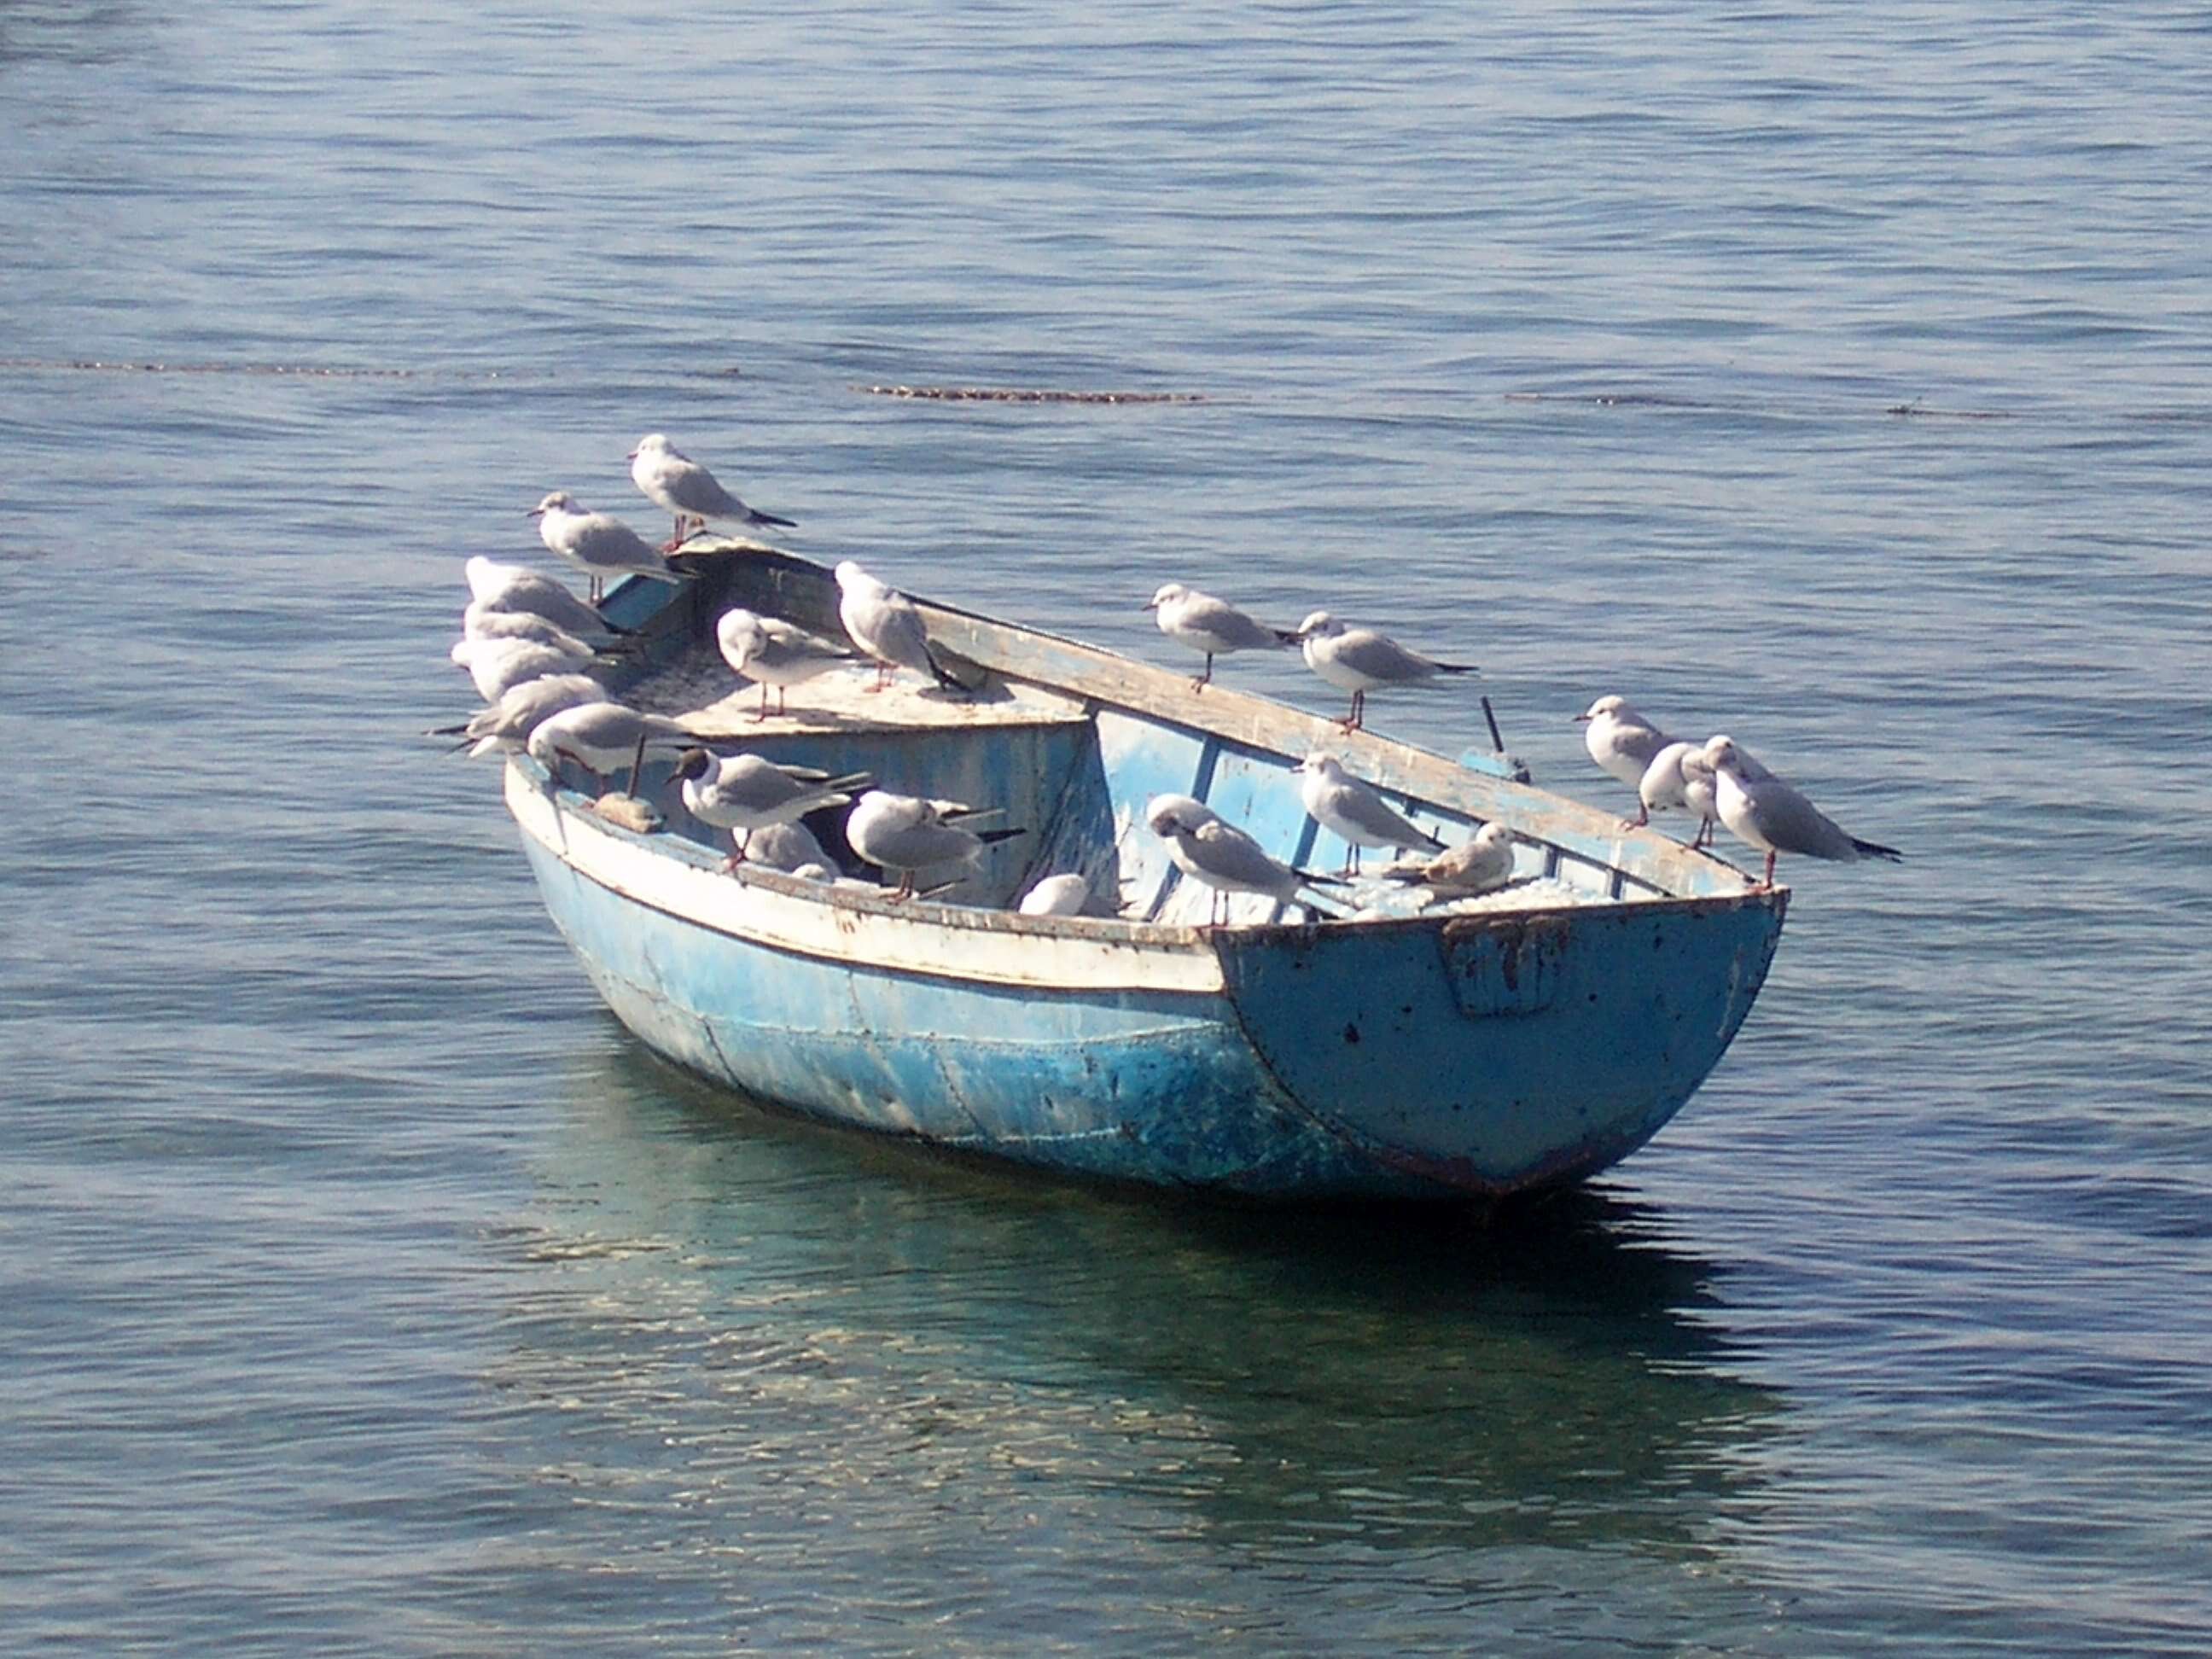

left=1291, top=613, right=1476, bottom=731
left=463, top=556, right=627, bottom=637
left=1638, top=739, right=1720, bottom=848
left=428, top=671, right=610, bottom=757
left=1143, top=582, right=1297, bottom=690
left=1377, top=822, right=1520, bottom=905
left=846, top=789, right=1026, bottom=900
left=628, top=433, right=795, bottom=550
left=1017, top=872, right=1092, bottom=917
left=1144, top=794, right=1346, bottom=926
left=715, top=607, right=859, bottom=719
left=668, top=748, right=870, bottom=870
left=1703, top=735, right=1903, bottom=889
left=1575, top=695, right=1675, bottom=820
left=833, top=561, right=961, bottom=694
left=527, top=491, right=687, bottom=604
left=525, top=701, right=696, bottom=795
left=451, top=635, right=599, bottom=703
left=1293, top=752, right=1446, bottom=873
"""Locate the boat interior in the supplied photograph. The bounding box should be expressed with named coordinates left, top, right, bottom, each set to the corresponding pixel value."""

left=538, top=629, right=1683, bottom=926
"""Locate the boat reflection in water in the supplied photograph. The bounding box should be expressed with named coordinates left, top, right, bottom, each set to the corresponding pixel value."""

left=480, top=1045, right=1787, bottom=1598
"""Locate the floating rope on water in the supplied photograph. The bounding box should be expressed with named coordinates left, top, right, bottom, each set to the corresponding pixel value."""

left=0, top=358, right=514, bottom=380
left=856, top=384, right=1204, bottom=405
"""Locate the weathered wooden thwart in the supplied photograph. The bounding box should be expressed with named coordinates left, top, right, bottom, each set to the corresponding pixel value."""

left=504, top=544, right=1788, bottom=1202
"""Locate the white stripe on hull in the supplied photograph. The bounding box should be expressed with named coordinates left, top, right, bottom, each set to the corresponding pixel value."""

left=506, top=761, right=1228, bottom=994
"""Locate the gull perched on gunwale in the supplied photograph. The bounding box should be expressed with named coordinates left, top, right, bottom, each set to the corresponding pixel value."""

left=1143, top=582, right=1297, bottom=690
left=1291, top=613, right=1476, bottom=731
left=629, top=433, right=796, bottom=550
left=527, top=491, right=687, bottom=604
left=1575, top=695, right=1676, bottom=819
left=1703, top=735, right=1902, bottom=890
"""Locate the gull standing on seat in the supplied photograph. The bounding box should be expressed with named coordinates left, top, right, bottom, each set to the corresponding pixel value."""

left=1638, top=739, right=1720, bottom=847
left=1703, top=735, right=1902, bottom=890
left=1145, top=795, right=1345, bottom=926
left=834, top=561, right=961, bottom=693
left=527, top=492, right=687, bottom=604
left=1575, top=695, right=1675, bottom=819
left=846, top=789, right=1026, bottom=900
left=742, top=818, right=832, bottom=875
left=1291, top=613, right=1476, bottom=731
left=669, top=748, right=871, bottom=870
left=715, top=607, right=859, bottom=719
left=1378, top=822, right=1520, bottom=905
left=1143, top=583, right=1297, bottom=690
left=1294, top=753, right=1446, bottom=873
left=629, top=433, right=796, bottom=550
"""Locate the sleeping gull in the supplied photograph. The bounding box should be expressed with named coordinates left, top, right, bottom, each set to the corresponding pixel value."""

left=462, top=556, right=627, bottom=637
left=846, top=789, right=1027, bottom=900
left=1703, top=735, right=1902, bottom=889
left=526, top=701, right=696, bottom=795
left=1143, top=582, right=1296, bottom=690
left=528, top=491, right=687, bottom=604
left=1377, top=822, right=1520, bottom=904
left=1575, top=695, right=1675, bottom=819
left=1144, top=794, right=1347, bottom=926
left=834, top=561, right=962, bottom=694
left=1017, top=872, right=1092, bottom=917
left=428, top=671, right=610, bottom=756
left=742, top=818, right=832, bottom=875
left=669, top=748, right=870, bottom=870
left=1291, top=613, right=1476, bottom=731
left=716, top=606, right=859, bottom=719
left=1638, top=739, right=1719, bottom=847
left=451, top=635, right=600, bottom=703
left=1293, top=752, right=1446, bottom=873
left=629, top=433, right=796, bottom=550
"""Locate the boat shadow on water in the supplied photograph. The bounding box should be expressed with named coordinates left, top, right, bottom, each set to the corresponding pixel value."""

left=496, top=1035, right=1790, bottom=1561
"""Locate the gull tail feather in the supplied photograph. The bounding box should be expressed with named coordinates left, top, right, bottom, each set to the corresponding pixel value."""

left=921, top=643, right=967, bottom=695
left=750, top=509, right=798, bottom=529
left=1433, top=661, right=1480, bottom=676
left=1852, top=836, right=1905, bottom=863
left=974, top=827, right=1028, bottom=847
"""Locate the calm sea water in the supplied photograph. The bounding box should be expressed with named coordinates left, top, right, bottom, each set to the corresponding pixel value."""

left=5, top=2, right=2209, bottom=1651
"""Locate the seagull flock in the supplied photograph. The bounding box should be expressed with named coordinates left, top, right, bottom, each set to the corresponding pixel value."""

left=439, top=433, right=1901, bottom=925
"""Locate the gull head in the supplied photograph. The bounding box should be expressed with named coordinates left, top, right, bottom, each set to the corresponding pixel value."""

left=1292, top=751, right=1347, bottom=780
left=528, top=490, right=579, bottom=519
left=629, top=432, right=673, bottom=462
left=1144, top=792, right=1214, bottom=838
left=1703, top=735, right=1743, bottom=774
left=1576, top=694, right=1632, bottom=725
left=1472, top=822, right=1514, bottom=851
left=715, top=607, right=765, bottom=664
left=1144, top=582, right=1186, bottom=612
left=833, top=559, right=874, bottom=593
left=670, top=747, right=715, bottom=785
left=1293, top=611, right=1341, bottom=641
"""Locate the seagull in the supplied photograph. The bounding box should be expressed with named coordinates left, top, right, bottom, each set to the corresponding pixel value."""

left=527, top=491, right=687, bottom=604
left=742, top=818, right=832, bottom=875
left=463, top=556, right=628, bottom=637
left=1017, top=872, right=1092, bottom=917
left=833, top=561, right=962, bottom=694
left=668, top=748, right=870, bottom=870
left=462, top=599, right=628, bottom=657
left=1575, top=695, right=1675, bottom=820
left=1145, top=794, right=1346, bottom=926
left=1143, top=582, right=1297, bottom=690
left=428, top=672, right=610, bottom=756
left=846, top=789, right=1026, bottom=899
left=1377, top=822, right=1520, bottom=905
left=525, top=701, right=696, bottom=795
left=1703, top=735, right=1902, bottom=890
left=1638, top=739, right=1720, bottom=847
left=715, top=607, right=859, bottom=719
left=451, top=635, right=600, bottom=702
left=628, top=433, right=796, bottom=550
left=1291, top=613, right=1476, bottom=731
left=1293, top=753, right=1446, bottom=873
